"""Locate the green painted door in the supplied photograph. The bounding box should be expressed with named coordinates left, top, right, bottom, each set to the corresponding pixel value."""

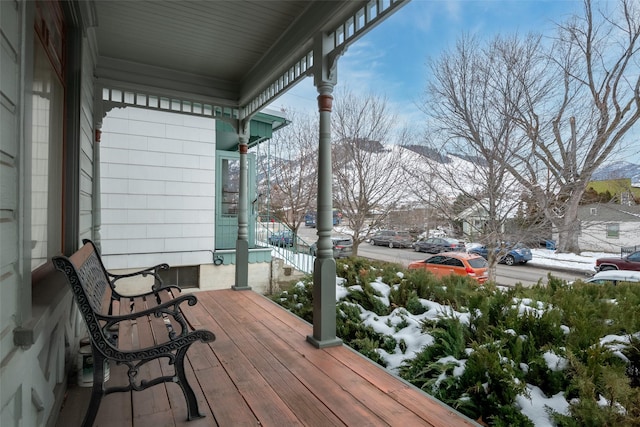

left=216, top=151, right=256, bottom=249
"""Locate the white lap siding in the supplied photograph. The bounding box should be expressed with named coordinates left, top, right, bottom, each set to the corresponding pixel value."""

left=100, top=107, right=216, bottom=272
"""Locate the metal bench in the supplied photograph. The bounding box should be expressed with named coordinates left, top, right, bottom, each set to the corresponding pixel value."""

left=53, top=239, right=215, bottom=427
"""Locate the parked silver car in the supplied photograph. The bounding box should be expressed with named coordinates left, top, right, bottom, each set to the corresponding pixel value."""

left=586, top=270, right=640, bottom=285
left=310, top=237, right=353, bottom=258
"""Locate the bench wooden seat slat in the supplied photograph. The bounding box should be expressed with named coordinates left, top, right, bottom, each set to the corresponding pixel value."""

left=53, top=239, right=216, bottom=427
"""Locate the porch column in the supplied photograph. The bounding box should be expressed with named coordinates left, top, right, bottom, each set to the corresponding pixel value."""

left=92, top=97, right=104, bottom=251
left=233, top=130, right=250, bottom=290
left=307, top=33, right=342, bottom=348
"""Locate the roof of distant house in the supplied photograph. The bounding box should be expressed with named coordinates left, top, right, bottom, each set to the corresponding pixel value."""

left=578, top=203, right=640, bottom=222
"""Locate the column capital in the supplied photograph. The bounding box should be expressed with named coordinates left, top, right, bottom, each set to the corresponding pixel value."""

left=313, top=33, right=338, bottom=88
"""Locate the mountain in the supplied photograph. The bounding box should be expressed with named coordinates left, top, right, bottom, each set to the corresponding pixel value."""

left=403, top=145, right=450, bottom=163
left=592, top=161, right=640, bottom=186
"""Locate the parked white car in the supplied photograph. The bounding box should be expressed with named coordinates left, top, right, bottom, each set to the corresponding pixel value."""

left=586, top=270, right=640, bottom=285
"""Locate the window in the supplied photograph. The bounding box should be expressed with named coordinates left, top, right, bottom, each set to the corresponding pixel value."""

left=158, top=265, right=200, bottom=289
left=606, top=223, right=620, bottom=239
left=30, top=29, right=65, bottom=270
left=443, top=257, right=464, bottom=267
left=468, top=257, right=488, bottom=268
left=221, top=158, right=239, bottom=216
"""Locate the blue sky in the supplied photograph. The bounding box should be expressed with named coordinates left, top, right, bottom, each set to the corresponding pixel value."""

left=274, top=0, right=640, bottom=165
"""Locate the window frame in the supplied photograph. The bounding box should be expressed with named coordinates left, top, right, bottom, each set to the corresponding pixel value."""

left=606, top=223, right=620, bottom=239
left=29, top=0, right=67, bottom=272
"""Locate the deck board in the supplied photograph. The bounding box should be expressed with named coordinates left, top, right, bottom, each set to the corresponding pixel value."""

left=196, top=291, right=349, bottom=426
left=56, top=289, right=478, bottom=427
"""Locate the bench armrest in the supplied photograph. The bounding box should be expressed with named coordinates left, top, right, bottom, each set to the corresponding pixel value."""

left=109, top=263, right=171, bottom=291
left=99, top=293, right=199, bottom=339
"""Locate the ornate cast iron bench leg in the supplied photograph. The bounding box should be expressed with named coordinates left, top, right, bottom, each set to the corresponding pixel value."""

left=82, top=349, right=108, bottom=427
left=176, top=344, right=205, bottom=420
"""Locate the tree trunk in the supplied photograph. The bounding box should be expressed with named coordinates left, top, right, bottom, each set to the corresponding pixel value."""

left=352, top=240, right=361, bottom=257
left=553, top=188, right=583, bottom=253
left=555, top=220, right=581, bottom=253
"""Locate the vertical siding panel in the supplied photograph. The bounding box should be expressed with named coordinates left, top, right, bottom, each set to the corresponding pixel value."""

left=0, top=0, right=24, bottom=425
left=78, top=32, right=96, bottom=243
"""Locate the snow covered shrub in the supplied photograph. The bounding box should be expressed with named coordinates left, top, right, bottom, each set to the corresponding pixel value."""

left=553, top=347, right=638, bottom=427
left=335, top=301, right=392, bottom=367
left=399, top=317, right=467, bottom=388
left=272, top=278, right=314, bottom=322
left=343, top=281, right=390, bottom=316
left=405, top=294, right=426, bottom=315
left=460, top=345, right=532, bottom=426
left=523, top=348, right=569, bottom=396
left=335, top=258, right=403, bottom=286
left=624, top=335, right=640, bottom=388
left=268, top=258, right=640, bottom=426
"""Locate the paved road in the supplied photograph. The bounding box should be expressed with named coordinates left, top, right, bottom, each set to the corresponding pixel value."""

left=296, top=227, right=586, bottom=287
left=357, top=242, right=586, bottom=287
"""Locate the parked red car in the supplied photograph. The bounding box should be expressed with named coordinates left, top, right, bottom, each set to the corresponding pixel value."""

left=408, top=252, right=488, bottom=284
left=595, top=251, right=640, bottom=272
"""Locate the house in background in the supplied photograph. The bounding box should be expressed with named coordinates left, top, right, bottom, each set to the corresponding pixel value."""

left=0, top=1, right=408, bottom=426
left=577, top=203, right=640, bottom=252
left=586, top=178, right=640, bottom=206
left=99, top=106, right=287, bottom=295
left=456, top=199, right=522, bottom=241
left=457, top=202, right=495, bottom=240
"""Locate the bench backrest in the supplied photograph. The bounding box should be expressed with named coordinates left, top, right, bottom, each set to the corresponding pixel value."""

left=53, top=241, right=113, bottom=339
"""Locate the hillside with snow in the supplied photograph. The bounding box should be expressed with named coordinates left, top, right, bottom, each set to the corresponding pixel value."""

left=255, top=142, right=640, bottom=210
left=592, top=160, right=640, bottom=186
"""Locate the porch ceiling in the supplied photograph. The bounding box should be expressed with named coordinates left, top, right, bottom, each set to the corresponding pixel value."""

left=90, top=1, right=406, bottom=114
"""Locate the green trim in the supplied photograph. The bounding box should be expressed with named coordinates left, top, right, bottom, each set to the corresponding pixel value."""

left=213, top=248, right=272, bottom=265
left=215, top=111, right=289, bottom=151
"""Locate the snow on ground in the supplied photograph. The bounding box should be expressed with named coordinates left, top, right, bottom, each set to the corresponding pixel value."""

left=528, top=249, right=612, bottom=273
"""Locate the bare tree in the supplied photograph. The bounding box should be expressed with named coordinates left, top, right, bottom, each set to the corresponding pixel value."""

left=504, top=0, right=640, bottom=253
left=256, top=110, right=319, bottom=235
left=332, top=88, right=408, bottom=255
left=398, top=144, right=457, bottom=236
left=419, top=34, right=549, bottom=277
left=422, top=0, right=640, bottom=255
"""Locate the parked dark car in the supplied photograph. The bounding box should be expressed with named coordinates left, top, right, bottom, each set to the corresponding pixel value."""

left=369, top=230, right=413, bottom=248
left=310, top=237, right=353, bottom=258
left=413, top=237, right=466, bottom=254
left=468, top=243, right=532, bottom=266
left=304, top=212, right=316, bottom=227
left=595, top=251, right=640, bottom=272
left=268, top=231, right=294, bottom=247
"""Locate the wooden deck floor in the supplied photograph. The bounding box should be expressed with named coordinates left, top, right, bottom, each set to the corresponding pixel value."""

left=56, top=289, right=478, bottom=426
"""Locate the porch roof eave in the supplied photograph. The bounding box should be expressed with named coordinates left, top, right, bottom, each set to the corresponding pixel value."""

left=90, top=0, right=410, bottom=120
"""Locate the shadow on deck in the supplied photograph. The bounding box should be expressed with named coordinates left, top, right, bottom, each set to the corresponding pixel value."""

left=56, top=289, right=478, bottom=426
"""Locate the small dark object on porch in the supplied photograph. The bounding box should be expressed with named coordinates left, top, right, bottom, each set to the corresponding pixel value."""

left=53, top=239, right=216, bottom=427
